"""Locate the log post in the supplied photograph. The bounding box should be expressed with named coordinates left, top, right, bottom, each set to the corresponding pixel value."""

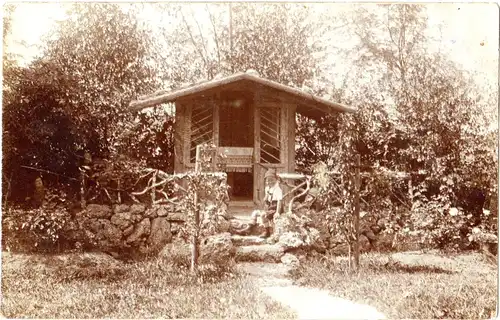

left=80, top=168, right=86, bottom=209
left=354, top=154, right=361, bottom=271
left=117, top=178, right=121, bottom=204
left=151, top=171, right=156, bottom=204
left=191, top=144, right=202, bottom=273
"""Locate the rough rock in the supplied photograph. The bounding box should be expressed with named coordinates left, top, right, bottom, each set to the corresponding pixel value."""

left=281, top=253, right=300, bottom=269
left=129, top=204, right=146, bottom=216
left=85, top=204, right=113, bottom=219
left=113, top=204, right=130, bottom=214
left=100, top=220, right=122, bottom=246
left=200, top=232, right=236, bottom=264
left=229, top=219, right=265, bottom=236
left=126, top=218, right=151, bottom=244
left=272, top=213, right=327, bottom=253
left=170, top=222, right=182, bottom=235
left=235, top=244, right=285, bottom=263
left=214, top=216, right=231, bottom=233
left=147, top=217, right=172, bottom=251
left=168, top=211, right=185, bottom=222
left=144, top=207, right=158, bottom=219
left=123, top=225, right=134, bottom=237
left=359, top=235, right=372, bottom=252
left=306, top=228, right=327, bottom=253
left=277, top=232, right=305, bottom=251
left=110, top=211, right=132, bottom=230
left=131, top=214, right=143, bottom=223
left=156, top=205, right=170, bottom=217
left=231, top=235, right=266, bottom=246
left=82, top=219, right=122, bottom=249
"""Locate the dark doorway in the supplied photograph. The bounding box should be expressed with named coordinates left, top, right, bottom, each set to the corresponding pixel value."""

left=219, top=94, right=253, bottom=147
left=227, top=172, right=253, bottom=201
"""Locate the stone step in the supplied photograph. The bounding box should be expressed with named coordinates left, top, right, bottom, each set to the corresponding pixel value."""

left=228, top=219, right=268, bottom=237
left=235, top=244, right=285, bottom=263
left=231, top=235, right=267, bottom=246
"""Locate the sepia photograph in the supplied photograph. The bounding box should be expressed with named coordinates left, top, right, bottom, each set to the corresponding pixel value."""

left=1, top=1, right=498, bottom=319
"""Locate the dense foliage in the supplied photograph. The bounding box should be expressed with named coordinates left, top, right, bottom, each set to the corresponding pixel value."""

left=2, top=3, right=497, bottom=253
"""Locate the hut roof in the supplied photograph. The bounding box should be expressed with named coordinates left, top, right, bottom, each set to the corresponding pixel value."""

left=129, top=71, right=356, bottom=117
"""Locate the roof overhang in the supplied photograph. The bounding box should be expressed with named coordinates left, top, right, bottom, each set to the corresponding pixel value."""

left=129, top=72, right=356, bottom=117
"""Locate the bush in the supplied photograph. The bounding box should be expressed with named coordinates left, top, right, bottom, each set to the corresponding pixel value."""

left=3, top=207, right=69, bottom=252
left=2, top=203, right=94, bottom=254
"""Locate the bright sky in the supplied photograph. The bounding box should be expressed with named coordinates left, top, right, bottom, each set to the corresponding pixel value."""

left=5, top=2, right=499, bottom=89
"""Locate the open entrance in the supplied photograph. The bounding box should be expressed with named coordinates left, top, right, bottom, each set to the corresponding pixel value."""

left=227, top=172, right=253, bottom=201
left=219, top=92, right=253, bottom=147
left=219, top=91, right=255, bottom=204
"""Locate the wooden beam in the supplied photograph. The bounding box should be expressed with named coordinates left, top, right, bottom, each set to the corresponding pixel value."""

left=184, top=103, right=192, bottom=165
left=213, top=95, right=219, bottom=148
left=280, top=103, right=287, bottom=166
left=253, top=87, right=262, bottom=204
left=289, top=104, right=297, bottom=172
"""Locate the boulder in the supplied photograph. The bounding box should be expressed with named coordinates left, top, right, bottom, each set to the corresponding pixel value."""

left=144, top=207, right=158, bottom=219
left=113, top=204, right=130, bottom=214
left=110, top=212, right=132, bottom=230
left=126, top=218, right=151, bottom=245
left=85, top=204, right=112, bottom=219
left=277, top=232, right=305, bottom=251
left=272, top=213, right=327, bottom=253
left=131, top=214, right=143, bottom=223
left=147, top=217, right=172, bottom=251
left=170, top=222, right=182, bottom=235
left=129, top=204, right=146, bottom=216
left=199, top=232, right=236, bottom=264
left=215, top=216, right=231, bottom=233
left=81, top=219, right=122, bottom=250
left=123, top=225, right=134, bottom=237
left=229, top=219, right=265, bottom=236
left=281, top=253, right=300, bottom=269
left=99, top=220, right=123, bottom=247
left=168, top=211, right=186, bottom=222
left=306, top=227, right=327, bottom=253
left=145, top=204, right=174, bottom=218
left=235, top=244, right=284, bottom=263
left=156, top=205, right=170, bottom=217
left=231, top=235, right=266, bottom=246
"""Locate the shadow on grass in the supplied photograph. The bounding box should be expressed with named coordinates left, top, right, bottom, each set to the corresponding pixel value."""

left=299, top=256, right=457, bottom=275
left=378, top=261, right=456, bottom=274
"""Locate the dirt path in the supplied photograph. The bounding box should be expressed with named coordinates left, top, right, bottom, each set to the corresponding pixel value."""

left=236, top=262, right=387, bottom=320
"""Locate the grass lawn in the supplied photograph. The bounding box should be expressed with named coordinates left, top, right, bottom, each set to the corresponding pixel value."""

left=291, top=250, right=498, bottom=319
left=1, top=251, right=296, bottom=319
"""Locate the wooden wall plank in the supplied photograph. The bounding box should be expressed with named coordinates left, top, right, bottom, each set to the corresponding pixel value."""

left=253, top=90, right=262, bottom=204
left=174, top=103, right=184, bottom=173
left=183, top=103, right=192, bottom=167
left=289, top=104, right=297, bottom=173
left=213, top=95, right=220, bottom=148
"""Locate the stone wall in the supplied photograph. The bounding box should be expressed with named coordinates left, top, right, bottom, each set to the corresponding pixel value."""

left=72, top=203, right=199, bottom=259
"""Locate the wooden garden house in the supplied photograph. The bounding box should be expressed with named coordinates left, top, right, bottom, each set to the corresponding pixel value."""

left=130, top=70, right=355, bottom=206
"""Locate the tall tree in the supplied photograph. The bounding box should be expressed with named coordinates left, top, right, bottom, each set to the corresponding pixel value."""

left=41, top=3, right=161, bottom=157
left=2, top=3, right=165, bottom=203
left=158, top=3, right=331, bottom=88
